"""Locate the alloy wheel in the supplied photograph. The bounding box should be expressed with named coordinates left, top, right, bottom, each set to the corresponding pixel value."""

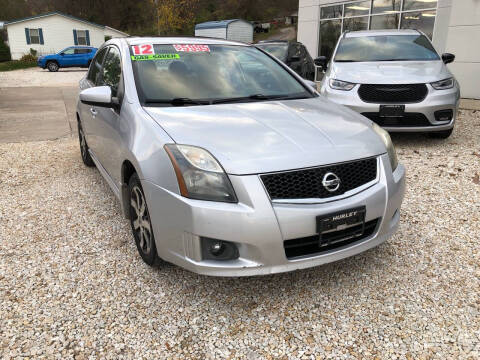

left=79, top=127, right=87, bottom=160
left=130, top=185, right=153, bottom=254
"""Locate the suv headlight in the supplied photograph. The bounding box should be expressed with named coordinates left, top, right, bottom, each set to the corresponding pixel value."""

left=164, top=144, right=237, bottom=203
left=431, top=78, right=454, bottom=90
left=372, top=123, right=398, bottom=171
left=329, top=79, right=356, bottom=91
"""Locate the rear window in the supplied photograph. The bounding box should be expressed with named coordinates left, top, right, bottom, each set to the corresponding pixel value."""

left=334, top=35, right=440, bottom=62
left=255, top=43, right=288, bottom=62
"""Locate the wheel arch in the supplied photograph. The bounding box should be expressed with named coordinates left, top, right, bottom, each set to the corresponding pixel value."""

left=120, top=159, right=139, bottom=219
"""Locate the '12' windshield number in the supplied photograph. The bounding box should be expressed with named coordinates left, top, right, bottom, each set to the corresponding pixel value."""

left=132, top=44, right=154, bottom=55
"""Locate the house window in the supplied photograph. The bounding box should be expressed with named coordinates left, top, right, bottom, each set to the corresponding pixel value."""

left=29, top=29, right=40, bottom=44
left=76, top=30, right=87, bottom=45
left=318, top=0, right=437, bottom=58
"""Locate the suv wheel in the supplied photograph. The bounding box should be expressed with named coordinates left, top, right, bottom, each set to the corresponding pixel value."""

left=428, top=129, right=453, bottom=139
left=129, top=173, right=159, bottom=266
left=47, top=61, right=59, bottom=72
left=78, top=122, right=95, bottom=167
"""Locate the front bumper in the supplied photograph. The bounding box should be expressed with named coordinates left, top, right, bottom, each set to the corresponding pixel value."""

left=142, top=154, right=406, bottom=276
left=321, top=83, right=460, bottom=132
left=37, top=59, right=46, bottom=69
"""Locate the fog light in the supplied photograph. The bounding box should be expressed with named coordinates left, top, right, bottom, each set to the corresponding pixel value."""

left=434, top=110, right=453, bottom=122
left=201, top=237, right=239, bottom=261
left=210, top=241, right=225, bottom=256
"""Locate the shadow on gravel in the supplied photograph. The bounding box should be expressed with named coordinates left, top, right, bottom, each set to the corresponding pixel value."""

left=390, top=132, right=457, bottom=148
left=149, top=239, right=394, bottom=307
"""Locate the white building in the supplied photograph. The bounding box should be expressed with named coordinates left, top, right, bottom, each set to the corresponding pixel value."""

left=298, top=0, right=480, bottom=99
left=4, top=12, right=128, bottom=60
left=195, top=19, right=254, bottom=43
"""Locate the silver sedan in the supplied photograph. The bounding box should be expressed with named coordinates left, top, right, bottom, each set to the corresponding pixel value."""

left=76, top=37, right=405, bottom=276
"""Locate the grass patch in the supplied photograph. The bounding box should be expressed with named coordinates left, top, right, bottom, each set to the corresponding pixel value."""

left=0, top=60, right=37, bottom=72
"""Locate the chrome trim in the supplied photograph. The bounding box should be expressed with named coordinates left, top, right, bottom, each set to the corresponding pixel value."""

left=261, top=157, right=380, bottom=205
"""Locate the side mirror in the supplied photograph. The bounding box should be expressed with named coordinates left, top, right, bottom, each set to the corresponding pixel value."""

left=441, top=53, right=455, bottom=64
left=314, top=56, right=328, bottom=69
left=303, top=79, right=317, bottom=91
left=80, top=86, right=113, bottom=107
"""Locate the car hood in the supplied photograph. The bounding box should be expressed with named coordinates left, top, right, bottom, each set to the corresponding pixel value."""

left=145, top=98, right=386, bottom=175
left=331, top=60, right=452, bottom=84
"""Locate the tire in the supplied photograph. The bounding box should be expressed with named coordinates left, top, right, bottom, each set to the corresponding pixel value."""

left=428, top=128, right=453, bottom=139
left=78, top=121, right=95, bottom=167
left=47, top=61, right=59, bottom=72
left=128, top=173, right=159, bottom=266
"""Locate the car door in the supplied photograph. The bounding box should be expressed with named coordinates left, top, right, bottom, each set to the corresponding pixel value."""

left=301, top=45, right=316, bottom=81
left=287, top=43, right=303, bottom=77
left=91, top=45, right=124, bottom=183
left=79, top=47, right=108, bottom=156
left=59, top=47, right=76, bottom=66
left=74, top=48, right=90, bottom=66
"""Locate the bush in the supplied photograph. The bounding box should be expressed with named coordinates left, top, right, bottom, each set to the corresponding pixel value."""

left=0, top=40, right=11, bottom=62
left=20, top=53, right=37, bottom=62
left=29, top=48, right=38, bottom=57
left=0, top=53, right=37, bottom=72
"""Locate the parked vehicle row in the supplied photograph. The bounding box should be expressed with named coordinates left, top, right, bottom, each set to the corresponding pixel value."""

left=256, top=30, right=459, bottom=139
left=76, top=37, right=405, bottom=276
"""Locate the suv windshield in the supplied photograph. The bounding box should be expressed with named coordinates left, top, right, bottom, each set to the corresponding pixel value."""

left=131, top=44, right=312, bottom=106
left=255, top=43, right=288, bottom=62
left=334, top=35, right=440, bottom=62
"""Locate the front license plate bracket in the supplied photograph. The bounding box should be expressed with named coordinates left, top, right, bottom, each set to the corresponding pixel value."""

left=316, top=207, right=366, bottom=246
left=379, top=104, right=405, bottom=117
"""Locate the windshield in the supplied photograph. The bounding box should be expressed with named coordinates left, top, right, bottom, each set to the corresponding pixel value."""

left=334, top=35, right=440, bottom=62
left=131, top=44, right=312, bottom=106
left=255, top=43, right=288, bottom=62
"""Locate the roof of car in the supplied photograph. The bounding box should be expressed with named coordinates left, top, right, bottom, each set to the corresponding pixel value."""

left=345, top=29, right=421, bottom=38
left=256, top=40, right=291, bottom=45
left=125, top=37, right=250, bottom=47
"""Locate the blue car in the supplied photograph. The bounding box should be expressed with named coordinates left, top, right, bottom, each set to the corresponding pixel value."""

left=37, top=46, right=97, bottom=72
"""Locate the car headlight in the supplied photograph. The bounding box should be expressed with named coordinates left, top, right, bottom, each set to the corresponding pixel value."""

left=371, top=123, right=398, bottom=171
left=164, top=144, right=237, bottom=203
left=431, top=78, right=454, bottom=90
left=329, top=79, right=356, bottom=91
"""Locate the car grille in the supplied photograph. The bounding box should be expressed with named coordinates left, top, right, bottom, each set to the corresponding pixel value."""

left=284, top=218, right=380, bottom=259
left=358, top=84, right=428, bottom=103
left=260, top=158, right=377, bottom=200
left=362, top=112, right=432, bottom=127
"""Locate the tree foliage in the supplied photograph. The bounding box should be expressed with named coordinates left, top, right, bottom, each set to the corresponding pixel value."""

left=152, top=0, right=199, bottom=35
left=0, top=0, right=297, bottom=36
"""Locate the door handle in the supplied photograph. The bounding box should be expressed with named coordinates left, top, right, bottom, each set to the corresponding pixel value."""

left=90, top=108, right=97, bottom=116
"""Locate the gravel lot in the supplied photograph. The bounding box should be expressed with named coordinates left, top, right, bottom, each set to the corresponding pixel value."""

left=0, top=67, right=86, bottom=88
left=1, top=110, right=479, bottom=359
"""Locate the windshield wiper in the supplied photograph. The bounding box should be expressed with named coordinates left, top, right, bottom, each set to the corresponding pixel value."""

left=212, top=93, right=307, bottom=104
left=144, top=98, right=210, bottom=106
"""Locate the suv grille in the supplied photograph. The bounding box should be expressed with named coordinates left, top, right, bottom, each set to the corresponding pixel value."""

left=260, top=158, right=377, bottom=200
left=284, top=218, right=380, bottom=259
left=358, top=84, right=428, bottom=103
left=362, top=112, right=431, bottom=127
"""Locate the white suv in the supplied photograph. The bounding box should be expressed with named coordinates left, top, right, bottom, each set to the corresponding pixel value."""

left=318, top=29, right=460, bottom=139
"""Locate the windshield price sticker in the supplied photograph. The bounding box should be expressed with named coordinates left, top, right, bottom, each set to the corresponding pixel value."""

left=131, top=54, right=180, bottom=61
left=173, top=44, right=210, bottom=53
left=132, top=44, right=155, bottom=55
